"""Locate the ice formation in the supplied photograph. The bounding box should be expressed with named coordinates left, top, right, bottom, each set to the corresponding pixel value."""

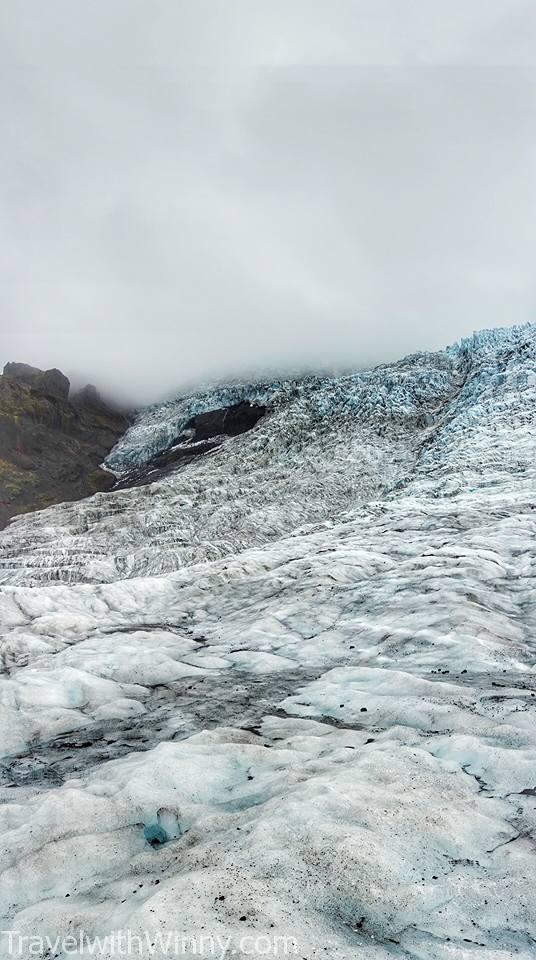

left=0, top=323, right=535, bottom=958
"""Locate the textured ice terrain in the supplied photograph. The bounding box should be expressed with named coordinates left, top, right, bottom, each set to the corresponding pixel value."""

left=0, top=324, right=535, bottom=958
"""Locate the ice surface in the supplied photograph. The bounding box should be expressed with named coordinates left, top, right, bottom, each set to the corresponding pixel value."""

left=0, top=324, right=535, bottom=957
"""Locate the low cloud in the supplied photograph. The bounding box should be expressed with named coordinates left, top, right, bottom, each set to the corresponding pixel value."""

left=1, top=2, right=535, bottom=403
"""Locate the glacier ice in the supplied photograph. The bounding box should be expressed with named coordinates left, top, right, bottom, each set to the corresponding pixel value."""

left=0, top=323, right=535, bottom=957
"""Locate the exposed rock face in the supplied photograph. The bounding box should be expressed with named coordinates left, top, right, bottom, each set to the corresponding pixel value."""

left=4, top=362, right=70, bottom=399
left=3, top=362, right=43, bottom=382
left=0, top=363, right=129, bottom=528
left=185, top=400, right=267, bottom=440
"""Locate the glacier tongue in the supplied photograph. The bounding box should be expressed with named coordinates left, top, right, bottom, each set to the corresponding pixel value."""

left=0, top=323, right=536, bottom=958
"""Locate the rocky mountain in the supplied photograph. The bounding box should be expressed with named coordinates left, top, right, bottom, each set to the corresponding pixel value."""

left=0, top=362, right=130, bottom=529
left=0, top=324, right=535, bottom=958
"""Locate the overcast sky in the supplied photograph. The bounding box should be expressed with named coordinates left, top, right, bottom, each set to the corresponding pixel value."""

left=1, top=1, right=535, bottom=403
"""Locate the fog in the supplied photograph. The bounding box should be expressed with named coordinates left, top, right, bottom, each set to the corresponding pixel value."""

left=1, top=1, right=535, bottom=404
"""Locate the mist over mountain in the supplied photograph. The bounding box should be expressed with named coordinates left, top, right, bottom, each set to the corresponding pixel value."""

left=2, top=2, right=536, bottom=403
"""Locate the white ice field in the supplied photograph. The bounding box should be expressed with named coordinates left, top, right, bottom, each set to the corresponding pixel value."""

left=0, top=323, right=535, bottom=958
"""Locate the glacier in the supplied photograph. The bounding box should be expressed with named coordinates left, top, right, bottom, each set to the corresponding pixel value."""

left=0, top=322, right=535, bottom=959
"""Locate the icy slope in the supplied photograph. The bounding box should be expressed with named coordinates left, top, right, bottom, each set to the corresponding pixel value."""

left=0, top=323, right=535, bottom=958
left=2, top=323, right=535, bottom=587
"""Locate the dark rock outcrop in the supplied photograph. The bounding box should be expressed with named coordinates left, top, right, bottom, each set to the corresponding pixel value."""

left=186, top=401, right=267, bottom=441
left=3, top=362, right=43, bottom=382
left=116, top=400, right=266, bottom=490
left=4, top=362, right=71, bottom=401
left=0, top=363, right=130, bottom=529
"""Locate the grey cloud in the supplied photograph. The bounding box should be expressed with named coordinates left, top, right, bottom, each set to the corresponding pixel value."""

left=1, top=2, right=535, bottom=403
